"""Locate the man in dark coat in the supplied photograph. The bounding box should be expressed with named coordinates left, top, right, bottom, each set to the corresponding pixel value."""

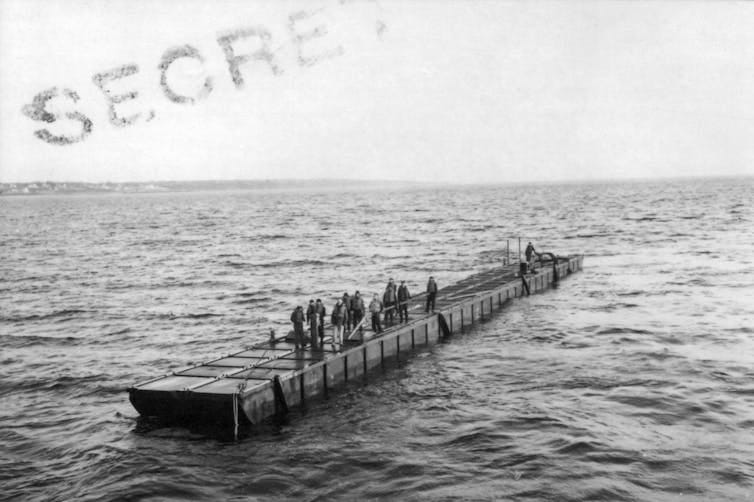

left=397, top=280, right=411, bottom=323
left=306, top=299, right=319, bottom=350
left=425, top=276, right=438, bottom=312
left=315, top=299, right=326, bottom=347
left=351, top=291, right=365, bottom=333
left=342, top=292, right=351, bottom=331
left=525, top=242, right=537, bottom=272
left=290, top=306, right=305, bottom=350
left=331, top=299, right=348, bottom=351
left=383, top=278, right=397, bottom=326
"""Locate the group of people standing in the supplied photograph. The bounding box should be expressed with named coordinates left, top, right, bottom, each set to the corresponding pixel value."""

left=367, top=278, right=413, bottom=335
left=288, top=276, right=440, bottom=352
left=289, top=292, right=367, bottom=352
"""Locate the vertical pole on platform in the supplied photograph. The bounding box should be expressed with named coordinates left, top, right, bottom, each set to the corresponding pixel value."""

left=506, top=239, right=509, bottom=264
left=518, top=237, right=521, bottom=263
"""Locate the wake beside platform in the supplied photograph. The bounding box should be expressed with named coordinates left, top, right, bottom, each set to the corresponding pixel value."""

left=128, top=255, right=584, bottom=429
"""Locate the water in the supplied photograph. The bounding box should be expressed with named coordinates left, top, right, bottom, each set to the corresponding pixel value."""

left=1, top=178, right=753, bottom=501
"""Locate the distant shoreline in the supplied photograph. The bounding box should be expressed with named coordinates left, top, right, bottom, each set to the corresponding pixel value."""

left=0, top=179, right=431, bottom=196
left=1, top=175, right=750, bottom=196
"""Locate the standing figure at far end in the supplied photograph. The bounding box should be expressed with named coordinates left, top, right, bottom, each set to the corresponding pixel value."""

left=397, top=280, right=411, bottom=323
left=425, top=276, right=438, bottom=313
left=525, top=241, right=537, bottom=273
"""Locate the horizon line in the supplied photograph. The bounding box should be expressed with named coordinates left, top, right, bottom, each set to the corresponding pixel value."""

left=1, top=173, right=752, bottom=187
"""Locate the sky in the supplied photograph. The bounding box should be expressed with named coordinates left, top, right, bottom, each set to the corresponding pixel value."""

left=1, top=0, right=754, bottom=184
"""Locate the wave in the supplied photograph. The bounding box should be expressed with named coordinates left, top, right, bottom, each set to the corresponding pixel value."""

left=253, top=259, right=329, bottom=268
left=551, top=438, right=600, bottom=455
left=223, top=261, right=249, bottom=269
left=105, top=328, right=131, bottom=336
left=1, top=309, right=90, bottom=323
left=256, top=234, right=289, bottom=240
left=183, top=313, right=223, bottom=319
left=232, top=297, right=272, bottom=305
left=0, top=373, right=106, bottom=397
left=563, top=233, right=611, bottom=239
left=0, top=334, right=85, bottom=348
left=589, top=302, right=639, bottom=312
left=596, top=327, right=653, bottom=335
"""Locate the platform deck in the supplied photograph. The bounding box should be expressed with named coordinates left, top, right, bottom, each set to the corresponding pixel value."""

left=129, top=255, right=583, bottom=427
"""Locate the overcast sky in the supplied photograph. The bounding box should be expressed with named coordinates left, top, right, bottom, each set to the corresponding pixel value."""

left=1, top=0, right=754, bottom=184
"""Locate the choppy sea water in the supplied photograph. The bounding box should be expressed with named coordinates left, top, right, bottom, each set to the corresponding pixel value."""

left=1, top=178, right=753, bottom=502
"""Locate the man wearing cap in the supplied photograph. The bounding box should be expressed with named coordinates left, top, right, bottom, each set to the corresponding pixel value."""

left=351, top=291, right=365, bottom=333
left=425, top=276, right=438, bottom=312
left=397, top=280, right=411, bottom=323
left=290, top=306, right=305, bottom=350
left=331, top=298, right=348, bottom=352
left=383, top=278, right=398, bottom=326
left=525, top=242, right=537, bottom=273
left=315, top=299, right=326, bottom=348
left=306, top=299, right=319, bottom=350
left=369, top=293, right=383, bottom=334
left=341, top=292, right=352, bottom=332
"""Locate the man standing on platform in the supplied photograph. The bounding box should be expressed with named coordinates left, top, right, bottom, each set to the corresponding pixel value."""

left=306, top=299, right=319, bottom=350
left=315, top=299, right=326, bottom=348
left=383, top=278, right=398, bottom=326
left=525, top=242, right=537, bottom=273
left=397, top=280, right=411, bottom=323
left=331, top=298, right=347, bottom=352
left=342, top=292, right=352, bottom=332
left=369, top=293, right=383, bottom=334
left=351, top=291, right=365, bottom=333
left=290, top=306, right=305, bottom=350
left=425, top=276, right=438, bottom=312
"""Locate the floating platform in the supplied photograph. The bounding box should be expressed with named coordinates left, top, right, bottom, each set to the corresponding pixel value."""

left=128, top=255, right=583, bottom=429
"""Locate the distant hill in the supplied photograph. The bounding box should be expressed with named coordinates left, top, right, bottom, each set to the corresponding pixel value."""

left=0, top=179, right=419, bottom=196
